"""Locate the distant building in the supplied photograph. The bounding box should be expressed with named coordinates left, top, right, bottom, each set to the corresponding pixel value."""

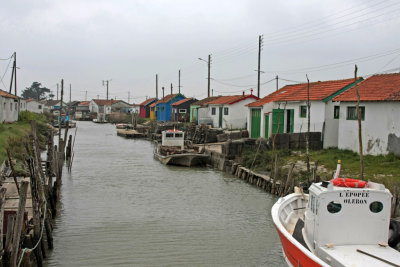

left=43, top=100, right=67, bottom=115
left=139, top=98, right=157, bottom=118
left=206, top=93, right=259, bottom=129
left=155, top=94, right=185, bottom=121
left=149, top=102, right=156, bottom=120
left=75, top=101, right=90, bottom=120
left=25, top=98, right=44, bottom=113
left=171, top=98, right=197, bottom=122
left=190, top=96, right=221, bottom=123
left=0, top=89, right=20, bottom=123
left=334, top=73, right=400, bottom=155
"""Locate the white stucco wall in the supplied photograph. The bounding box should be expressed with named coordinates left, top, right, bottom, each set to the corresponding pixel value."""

left=338, top=101, right=400, bottom=155
left=324, top=101, right=340, bottom=148
left=0, top=96, right=19, bottom=122
left=209, top=98, right=257, bottom=129
left=19, top=100, right=27, bottom=112
left=248, top=101, right=327, bottom=139
left=26, top=100, right=44, bottom=113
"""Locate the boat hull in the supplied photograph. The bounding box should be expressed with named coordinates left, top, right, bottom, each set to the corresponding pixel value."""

left=275, top=225, right=324, bottom=267
left=271, top=194, right=329, bottom=267
left=154, top=153, right=209, bottom=167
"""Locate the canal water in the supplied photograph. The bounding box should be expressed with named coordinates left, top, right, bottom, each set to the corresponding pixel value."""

left=46, top=121, right=285, bottom=266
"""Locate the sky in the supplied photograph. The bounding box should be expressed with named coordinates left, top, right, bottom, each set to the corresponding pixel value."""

left=1, top=0, right=400, bottom=104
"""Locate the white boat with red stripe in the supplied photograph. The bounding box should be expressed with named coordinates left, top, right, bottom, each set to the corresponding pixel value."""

left=271, top=160, right=400, bottom=267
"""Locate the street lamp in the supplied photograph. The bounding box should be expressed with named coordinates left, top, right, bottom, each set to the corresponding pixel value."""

left=198, top=55, right=211, bottom=97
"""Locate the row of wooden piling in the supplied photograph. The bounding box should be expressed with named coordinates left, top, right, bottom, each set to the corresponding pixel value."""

left=230, top=162, right=295, bottom=197
left=0, top=121, right=72, bottom=267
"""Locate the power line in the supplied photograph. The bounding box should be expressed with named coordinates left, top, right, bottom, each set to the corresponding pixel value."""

left=264, top=4, right=400, bottom=46
left=265, top=47, right=400, bottom=74
left=263, top=0, right=390, bottom=41
left=0, top=56, right=13, bottom=89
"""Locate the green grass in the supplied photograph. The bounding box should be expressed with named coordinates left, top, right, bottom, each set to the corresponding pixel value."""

left=240, top=147, right=400, bottom=192
left=0, top=111, right=50, bottom=165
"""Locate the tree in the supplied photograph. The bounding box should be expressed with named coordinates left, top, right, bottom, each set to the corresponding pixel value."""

left=21, top=82, right=50, bottom=100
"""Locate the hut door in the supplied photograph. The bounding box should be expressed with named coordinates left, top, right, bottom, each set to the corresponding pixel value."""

left=251, top=109, right=261, bottom=138
left=219, top=107, right=223, bottom=128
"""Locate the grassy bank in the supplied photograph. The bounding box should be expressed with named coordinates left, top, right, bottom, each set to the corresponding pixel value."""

left=241, top=148, right=400, bottom=191
left=0, top=111, right=50, bottom=169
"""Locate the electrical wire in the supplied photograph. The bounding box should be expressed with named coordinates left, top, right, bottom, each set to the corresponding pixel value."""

left=0, top=57, right=13, bottom=89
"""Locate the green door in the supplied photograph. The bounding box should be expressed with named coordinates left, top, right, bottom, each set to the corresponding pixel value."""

left=265, top=114, right=269, bottom=138
left=219, top=107, right=223, bottom=128
left=272, top=109, right=284, bottom=135
left=287, top=109, right=294, bottom=133
left=251, top=109, right=261, bottom=138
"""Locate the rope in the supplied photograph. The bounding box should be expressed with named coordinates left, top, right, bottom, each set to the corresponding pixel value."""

left=17, top=170, right=48, bottom=267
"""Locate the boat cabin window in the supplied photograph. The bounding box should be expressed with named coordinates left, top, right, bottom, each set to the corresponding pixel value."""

left=309, top=194, right=318, bottom=214
left=175, top=133, right=183, bottom=138
left=327, top=201, right=342, bottom=214
left=369, top=201, right=383, bottom=213
left=166, top=133, right=174, bottom=138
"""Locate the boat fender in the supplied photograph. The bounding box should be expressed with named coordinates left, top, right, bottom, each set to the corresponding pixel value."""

left=330, top=178, right=367, bottom=188
left=389, top=219, right=400, bottom=250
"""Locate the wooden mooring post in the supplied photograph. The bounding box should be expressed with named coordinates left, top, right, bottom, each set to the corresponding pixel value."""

left=0, top=119, right=68, bottom=266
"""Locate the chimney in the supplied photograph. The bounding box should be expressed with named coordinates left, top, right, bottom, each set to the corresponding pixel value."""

left=250, top=88, right=253, bottom=95
left=242, top=91, right=245, bottom=96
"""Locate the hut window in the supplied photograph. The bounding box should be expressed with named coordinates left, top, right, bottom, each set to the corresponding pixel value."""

left=347, top=106, right=365, bottom=120
left=211, top=107, right=216, bottom=115
left=224, top=107, right=229, bottom=115
left=327, top=201, right=342, bottom=214
left=369, top=201, right=383, bottom=213
left=166, top=133, right=174, bottom=138
left=38, top=105, right=42, bottom=109
left=300, top=106, right=307, bottom=118
left=334, top=106, right=340, bottom=119
left=179, top=109, right=186, bottom=113
left=175, top=133, right=183, bottom=138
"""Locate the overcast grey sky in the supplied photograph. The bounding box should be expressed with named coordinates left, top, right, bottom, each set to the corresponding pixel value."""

left=1, top=0, right=400, bottom=103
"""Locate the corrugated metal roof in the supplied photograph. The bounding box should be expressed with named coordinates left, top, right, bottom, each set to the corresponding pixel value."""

left=334, top=73, right=400, bottom=102
left=248, top=78, right=356, bottom=107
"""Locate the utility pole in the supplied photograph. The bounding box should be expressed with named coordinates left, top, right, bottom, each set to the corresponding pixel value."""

left=257, top=35, right=263, bottom=98
left=170, top=83, right=174, bottom=121
left=306, top=74, right=311, bottom=186
left=128, top=92, right=130, bottom=104
left=276, top=75, right=279, bottom=91
left=208, top=54, right=211, bottom=97
left=9, top=52, right=17, bottom=95
left=178, top=69, right=181, bottom=94
left=58, top=79, right=64, bottom=148
left=162, top=87, right=165, bottom=99
left=69, top=84, right=71, bottom=103
left=85, top=91, right=87, bottom=101
left=198, top=55, right=211, bottom=97
left=212, top=89, right=213, bottom=96
left=97, top=94, right=99, bottom=99
left=57, top=84, right=59, bottom=100
left=355, top=65, right=364, bottom=179
left=102, top=80, right=110, bottom=100
left=156, top=74, right=158, bottom=99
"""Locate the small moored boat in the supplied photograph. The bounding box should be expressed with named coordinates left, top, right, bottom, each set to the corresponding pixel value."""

left=271, top=160, right=400, bottom=267
left=154, top=129, right=209, bottom=167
